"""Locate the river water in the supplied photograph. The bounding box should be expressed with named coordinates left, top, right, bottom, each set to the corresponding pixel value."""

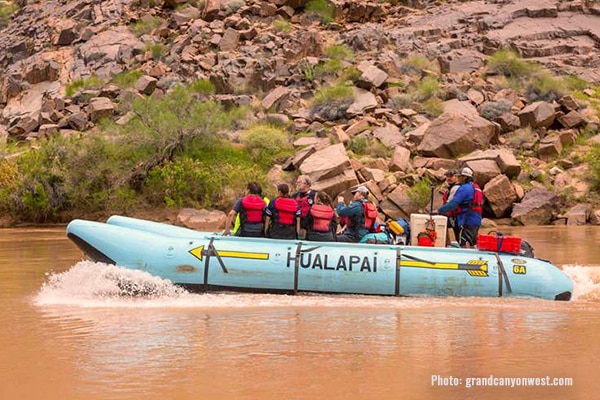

left=1, top=225, right=599, bottom=400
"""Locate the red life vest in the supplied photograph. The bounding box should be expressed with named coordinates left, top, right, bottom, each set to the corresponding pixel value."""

left=240, top=195, right=264, bottom=224
left=294, top=190, right=316, bottom=219
left=363, top=202, right=378, bottom=229
left=454, top=182, right=483, bottom=216
left=417, top=229, right=437, bottom=247
left=273, top=197, right=298, bottom=225
left=310, top=204, right=334, bottom=232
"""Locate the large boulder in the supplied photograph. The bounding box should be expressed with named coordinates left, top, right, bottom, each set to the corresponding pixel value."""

left=299, top=143, right=354, bottom=183
left=417, top=111, right=497, bottom=158
left=482, top=174, right=517, bottom=218
left=511, top=188, right=558, bottom=225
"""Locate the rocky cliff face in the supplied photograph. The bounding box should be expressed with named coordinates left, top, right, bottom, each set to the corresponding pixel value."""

left=1, top=0, right=600, bottom=226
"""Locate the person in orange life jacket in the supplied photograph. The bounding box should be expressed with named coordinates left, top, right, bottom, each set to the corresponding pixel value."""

left=441, top=169, right=460, bottom=244
left=437, top=167, right=482, bottom=248
left=292, top=174, right=317, bottom=239
left=264, top=183, right=301, bottom=240
left=335, top=185, right=375, bottom=243
left=306, top=191, right=338, bottom=242
left=223, top=182, right=266, bottom=237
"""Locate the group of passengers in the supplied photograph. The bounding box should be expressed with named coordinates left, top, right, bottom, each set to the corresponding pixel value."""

left=222, top=166, right=482, bottom=247
left=222, top=175, right=377, bottom=243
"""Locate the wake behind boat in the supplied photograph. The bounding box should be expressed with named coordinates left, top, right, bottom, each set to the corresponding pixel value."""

left=66, top=216, right=573, bottom=301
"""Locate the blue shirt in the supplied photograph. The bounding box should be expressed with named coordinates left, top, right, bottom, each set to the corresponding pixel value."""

left=336, top=199, right=369, bottom=239
left=438, top=182, right=482, bottom=227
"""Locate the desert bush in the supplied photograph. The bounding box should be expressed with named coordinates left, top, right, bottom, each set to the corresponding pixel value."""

left=240, top=124, right=293, bottom=165
left=407, top=176, right=433, bottom=210
left=273, top=17, right=293, bottom=33
left=479, top=99, right=512, bottom=121
left=587, top=144, right=600, bottom=190
left=487, top=49, right=538, bottom=78
left=112, top=70, right=144, bottom=88
left=65, top=75, right=104, bottom=97
left=130, top=15, right=162, bottom=37
left=0, top=82, right=249, bottom=221
left=305, top=0, right=335, bottom=23
left=346, top=134, right=392, bottom=158
left=0, top=1, right=18, bottom=29
left=400, top=55, right=439, bottom=76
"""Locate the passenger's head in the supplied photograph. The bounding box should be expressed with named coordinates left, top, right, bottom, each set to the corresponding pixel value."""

left=295, top=175, right=311, bottom=193
left=277, top=183, right=290, bottom=197
left=351, top=185, right=369, bottom=200
left=247, top=182, right=262, bottom=195
left=316, top=191, right=332, bottom=206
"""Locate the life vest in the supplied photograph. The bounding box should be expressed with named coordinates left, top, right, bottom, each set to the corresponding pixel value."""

left=362, top=202, right=378, bottom=229
left=454, top=182, right=483, bottom=216
left=417, top=229, right=437, bottom=246
left=309, top=204, right=334, bottom=232
left=240, top=195, right=265, bottom=224
left=273, top=197, right=298, bottom=225
left=294, top=190, right=316, bottom=219
left=417, top=218, right=437, bottom=247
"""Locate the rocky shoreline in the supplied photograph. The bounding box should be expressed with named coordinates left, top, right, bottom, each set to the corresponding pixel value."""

left=1, top=0, right=600, bottom=228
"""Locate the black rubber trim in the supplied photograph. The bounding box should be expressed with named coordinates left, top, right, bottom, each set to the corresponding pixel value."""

left=67, top=233, right=115, bottom=265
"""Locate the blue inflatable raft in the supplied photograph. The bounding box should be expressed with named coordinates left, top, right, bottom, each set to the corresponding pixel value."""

left=66, top=216, right=573, bottom=301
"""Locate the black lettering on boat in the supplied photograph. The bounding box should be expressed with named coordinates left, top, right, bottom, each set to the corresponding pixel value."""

left=349, top=256, right=361, bottom=271
left=312, top=254, right=324, bottom=270
left=323, top=255, right=335, bottom=270
left=300, top=253, right=312, bottom=269
left=336, top=256, right=348, bottom=271
left=360, top=257, right=371, bottom=272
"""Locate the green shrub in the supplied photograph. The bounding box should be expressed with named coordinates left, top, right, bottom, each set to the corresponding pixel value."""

left=324, top=44, right=354, bottom=61
left=130, top=16, right=162, bottom=37
left=313, top=82, right=354, bottom=106
left=273, top=17, right=293, bottom=33
left=240, top=124, right=293, bottom=165
left=421, top=97, right=444, bottom=118
left=112, top=70, right=144, bottom=88
left=407, top=176, right=433, bottom=210
left=0, top=83, right=243, bottom=221
left=346, top=135, right=392, bottom=158
left=414, top=76, right=440, bottom=101
left=65, top=75, right=104, bottom=97
left=587, top=144, right=600, bottom=190
left=487, top=49, right=538, bottom=78
left=145, top=42, right=165, bottom=61
left=400, top=55, right=439, bottom=76
left=305, top=0, right=335, bottom=23
left=0, top=1, right=18, bottom=30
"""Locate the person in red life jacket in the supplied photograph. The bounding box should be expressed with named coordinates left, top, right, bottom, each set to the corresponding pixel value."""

left=335, top=185, right=377, bottom=243
left=441, top=169, right=460, bottom=244
left=306, top=191, right=338, bottom=242
left=292, top=174, right=317, bottom=239
left=437, top=167, right=482, bottom=248
left=223, top=182, right=266, bottom=237
left=264, top=183, right=301, bottom=240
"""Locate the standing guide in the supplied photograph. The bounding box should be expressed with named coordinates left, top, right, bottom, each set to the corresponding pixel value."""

left=437, top=167, right=482, bottom=247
